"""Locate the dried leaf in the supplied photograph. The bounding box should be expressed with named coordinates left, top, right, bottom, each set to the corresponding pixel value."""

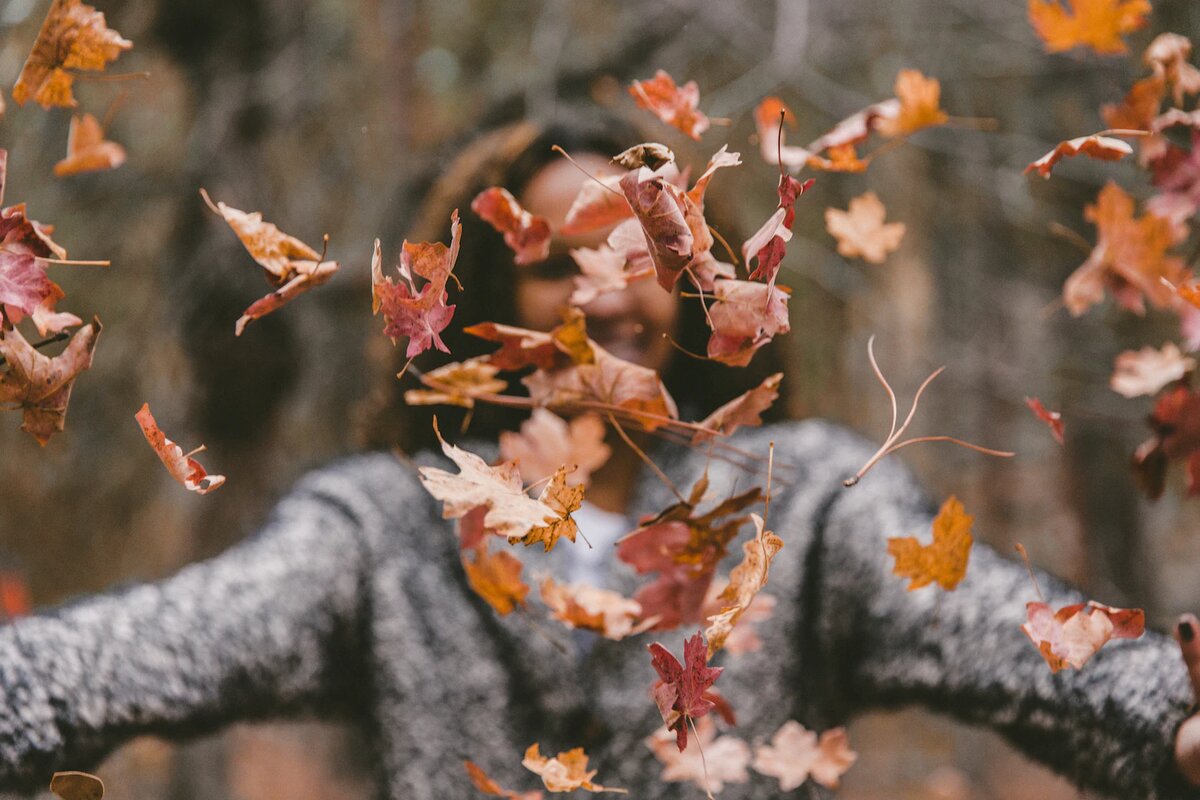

left=471, top=187, right=552, bottom=265
left=752, top=722, right=857, bottom=791
left=518, top=466, right=584, bottom=552
left=706, top=279, right=791, bottom=367
left=618, top=167, right=693, bottom=291
left=13, top=0, right=132, bottom=109
left=1132, top=385, right=1200, bottom=498
left=1025, top=397, right=1065, bottom=445
left=372, top=213, right=461, bottom=357
left=463, top=543, right=529, bottom=616
left=540, top=577, right=647, bottom=640
left=824, top=191, right=906, bottom=264
left=1028, top=0, right=1151, bottom=55
left=463, top=761, right=543, bottom=800
left=611, top=143, right=676, bottom=172
left=692, top=373, right=782, bottom=444
left=754, top=97, right=815, bottom=170
left=1145, top=33, right=1200, bottom=105
left=53, top=113, right=126, bottom=177
left=50, top=771, right=103, bottom=800
left=704, top=513, right=783, bottom=658
left=561, top=175, right=632, bottom=235
left=743, top=174, right=813, bottom=285
left=876, top=69, right=949, bottom=137
left=1025, top=134, right=1133, bottom=178
left=522, top=744, right=625, bottom=794
left=645, top=717, right=750, bottom=792
left=1111, top=343, right=1195, bottom=398
left=1022, top=601, right=1145, bottom=671
left=887, top=496, right=973, bottom=591
left=134, top=402, right=225, bottom=494
left=404, top=357, right=507, bottom=409
left=647, top=632, right=725, bottom=752
left=0, top=317, right=100, bottom=445
left=628, top=70, right=710, bottom=140
left=498, top=409, right=611, bottom=486
left=568, top=245, right=653, bottom=307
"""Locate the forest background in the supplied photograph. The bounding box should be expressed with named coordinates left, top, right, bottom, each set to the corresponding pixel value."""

left=2, top=0, right=1199, bottom=797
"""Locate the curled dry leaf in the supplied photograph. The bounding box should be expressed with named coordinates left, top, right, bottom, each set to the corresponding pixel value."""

left=693, top=372, right=783, bottom=444
left=611, top=143, right=676, bottom=172
left=562, top=175, right=630, bottom=235
left=50, top=771, right=104, bottom=800
left=1028, top=0, right=1151, bottom=55
left=754, top=97, right=814, bottom=171
left=1111, top=343, right=1196, bottom=397
left=372, top=212, right=461, bottom=357
left=0, top=317, right=100, bottom=446
left=618, top=166, right=693, bottom=291
left=706, top=279, right=791, bottom=368
left=463, top=543, right=529, bottom=616
left=876, top=69, right=949, bottom=138
left=568, top=245, right=652, bottom=307
left=134, top=402, right=225, bottom=494
left=752, top=721, right=857, bottom=791
left=743, top=174, right=813, bottom=286
left=519, top=466, right=584, bottom=551
left=464, top=760, right=543, bottom=800
left=702, top=580, right=776, bottom=655
left=1022, top=600, right=1145, bottom=672
left=522, top=744, right=625, bottom=794
left=471, top=187, right=552, bottom=265
left=1025, top=397, right=1065, bottom=445
left=628, top=70, right=710, bottom=140
left=54, top=113, right=126, bottom=177
left=704, top=513, right=783, bottom=658
left=1144, top=33, right=1200, bottom=105
left=1025, top=134, right=1134, bottom=178
left=887, top=496, right=973, bottom=591
left=201, top=189, right=339, bottom=336
left=647, top=631, right=726, bottom=752
left=12, top=0, right=132, bottom=109
left=539, top=577, right=647, bottom=640
left=824, top=191, right=906, bottom=264
left=1132, top=385, right=1200, bottom=498
left=498, top=408, right=611, bottom=486
left=404, top=357, right=507, bottom=409
left=645, top=717, right=750, bottom=792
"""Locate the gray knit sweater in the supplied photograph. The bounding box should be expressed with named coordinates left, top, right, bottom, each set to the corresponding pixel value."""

left=0, top=419, right=1195, bottom=798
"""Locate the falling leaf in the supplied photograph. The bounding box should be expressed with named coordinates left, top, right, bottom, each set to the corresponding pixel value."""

left=499, top=409, right=611, bottom=486
left=628, top=70, right=710, bottom=140
left=201, top=189, right=339, bottom=336
left=372, top=213, right=461, bottom=357
left=751, top=721, right=857, bottom=791
left=404, top=357, right=507, bottom=409
left=647, top=632, right=726, bottom=752
left=1144, top=33, right=1200, bottom=105
left=12, top=0, right=132, bottom=109
left=701, top=580, right=775, bottom=655
left=561, top=175, right=631, bottom=235
left=692, top=373, right=783, bottom=444
left=417, top=420, right=559, bottom=539
left=743, top=174, right=813, bottom=286
left=887, top=496, right=973, bottom=591
left=876, top=69, right=949, bottom=137
left=1111, top=343, right=1196, bottom=398
left=0, top=317, right=100, bottom=446
left=1025, top=397, right=1065, bottom=445
left=53, top=113, right=126, bottom=177
left=464, top=761, right=544, bottom=800
left=825, top=191, right=906, bottom=264
left=645, top=717, right=750, bottom=792
left=1132, top=385, right=1200, bottom=498
left=1022, top=600, right=1145, bottom=671
left=1102, top=74, right=1166, bottom=132
left=611, top=143, right=676, bottom=172
left=134, top=403, right=225, bottom=494
left=706, top=279, right=791, bottom=367
left=1028, top=0, right=1151, bottom=55
left=522, top=744, right=625, bottom=794
left=519, top=466, right=584, bottom=551
left=0, top=570, right=31, bottom=619
left=465, top=321, right=562, bottom=371
left=567, top=245, right=652, bottom=307
left=704, top=513, right=783, bottom=657
left=618, top=166, right=693, bottom=291
left=539, top=577, right=648, bottom=640
left=50, top=771, right=103, bottom=800
left=463, top=543, right=529, bottom=616
left=1024, top=134, right=1133, bottom=178
left=754, top=97, right=814, bottom=171
left=472, top=187, right=552, bottom=265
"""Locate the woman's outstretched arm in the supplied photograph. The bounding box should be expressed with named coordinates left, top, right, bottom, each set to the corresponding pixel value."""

left=798, top=427, right=1198, bottom=800
left=0, top=456, right=392, bottom=793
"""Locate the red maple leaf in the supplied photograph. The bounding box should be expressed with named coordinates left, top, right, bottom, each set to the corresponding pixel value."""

left=372, top=211, right=461, bottom=358
left=647, top=632, right=726, bottom=752
left=471, top=187, right=551, bottom=265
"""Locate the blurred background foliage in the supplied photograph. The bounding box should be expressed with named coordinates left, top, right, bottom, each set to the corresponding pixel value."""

left=1, top=0, right=1199, bottom=797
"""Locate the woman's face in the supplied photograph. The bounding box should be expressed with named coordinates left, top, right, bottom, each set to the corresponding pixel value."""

left=515, top=155, right=680, bottom=373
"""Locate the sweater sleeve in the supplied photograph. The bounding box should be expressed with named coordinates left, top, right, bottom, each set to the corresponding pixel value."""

left=801, top=434, right=1199, bottom=800
left=0, top=458, right=391, bottom=793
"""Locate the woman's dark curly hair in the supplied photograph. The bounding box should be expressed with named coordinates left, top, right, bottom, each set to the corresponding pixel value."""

left=356, top=105, right=791, bottom=454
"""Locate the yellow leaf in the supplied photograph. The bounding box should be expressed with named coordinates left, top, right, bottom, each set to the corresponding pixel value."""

left=1028, top=0, right=1151, bottom=55
left=887, top=496, right=973, bottom=591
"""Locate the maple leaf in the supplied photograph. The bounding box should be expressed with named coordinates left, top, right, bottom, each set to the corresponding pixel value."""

left=887, top=496, right=973, bottom=591
left=754, top=97, right=814, bottom=171
left=522, top=744, right=625, bottom=794
left=704, top=513, right=783, bottom=658
left=539, top=578, right=648, bottom=640
left=12, top=0, right=132, bottom=109
left=462, top=543, right=529, bottom=615
left=372, top=213, right=461, bottom=357
left=645, top=717, right=750, bottom=792
left=0, top=317, right=100, bottom=446
left=1024, top=134, right=1133, bottom=179
left=1144, top=33, right=1200, bottom=105
left=1111, top=343, right=1196, bottom=398
left=1132, top=385, right=1200, bottom=498
left=1103, top=74, right=1166, bottom=132
left=53, top=113, right=126, bottom=178
left=876, top=69, right=949, bottom=137
left=404, top=357, right=507, bottom=409
left=1062, top=182, right=1188, bottom=316
left=701, top=580, right=775, bottom=656
left=50, top=771, right=103, bottom=800
left=1022, top=600, right=1145, bottom=671
left=618, top=166, right=693, bottom=291
left=706, top=279, right=791, bottom=368
left=628, top=70, right=710, bottom=141
left=518, top=466, right=584, bottom=551
left=825, top=191, right=906, bottom=264
left=692, top=373, right=783, bottom=444
left=568, top=245, right=653, bottom=307
left=686, top=251, right=736, bottom=292
left=1025, top=397, right=1065, bottom=445
left=465, top=321, right=562, bottom=371
left=743, top=174, right=814, bottom=285
left=201, top=189, right=339, bottom=336
left=647, top=632, right=725, bottom=752
left=561, top=175, right=631, bottom=235
left=1028, top=0, right=1151, bottom=55
left=751, top=721, right=857, bottom=791
left=471, top=187, right=552, bottom=265
left=498, top=409, right=611, bottom=486
left=417, top=420, right=559, bottom=539
left=134, top=403, right=225, bottom=494
left=464, top=761, right=543, bottom=800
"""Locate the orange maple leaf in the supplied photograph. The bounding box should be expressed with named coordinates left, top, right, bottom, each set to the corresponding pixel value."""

left=464, top=761, right=542, bottom=800
left=462, top=543, right=529, bottom=616
left=53, top=113, right=126, bottom=177
left=1028, top=0, right=1151, bottom=55
left=539, top=578, right=647, bottom=640
left=887, top=496, right=973, bottom=591
left=404, top=357, right=507, bottom=409
left=824, top=191, right=906, bottom=264
left=628, top=70, right=710, bottom=141
left=1024, top=133, right=1133, bottom=178
left=522, top=744, right=625, bottom=794
left=877, top=69, right=948, bottom=137
left=13, top=0, right=132, bottom=109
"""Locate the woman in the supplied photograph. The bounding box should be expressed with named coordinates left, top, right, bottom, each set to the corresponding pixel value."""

left=1, top=110, right=1198, bottom=800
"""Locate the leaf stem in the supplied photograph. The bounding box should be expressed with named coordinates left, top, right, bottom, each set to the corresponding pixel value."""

left=607, top=412, right=685, bottom=504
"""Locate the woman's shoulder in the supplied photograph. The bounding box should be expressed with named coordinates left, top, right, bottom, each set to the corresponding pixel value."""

left=282, top=449, right=436, bottom=525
